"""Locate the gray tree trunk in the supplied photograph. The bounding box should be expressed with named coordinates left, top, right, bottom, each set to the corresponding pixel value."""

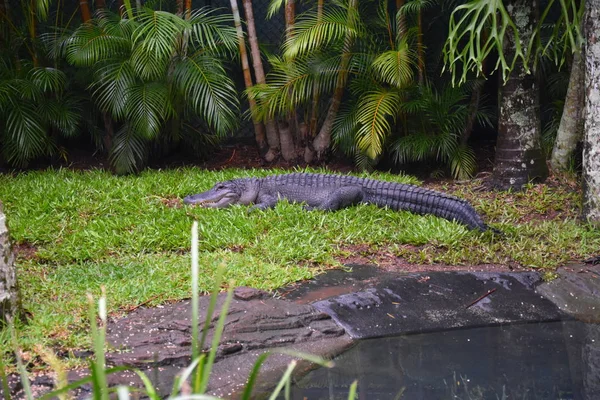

left=242, top=0, right=281, bottom=162
left=551, top=50, right=585, bottom=172
left=582, top=0, right=600, bottom=226
left=491, top=0, right=548, bottom=190
left=1, top=201, right=19, bottom=326
left=312, top=0, right=358, bottom=160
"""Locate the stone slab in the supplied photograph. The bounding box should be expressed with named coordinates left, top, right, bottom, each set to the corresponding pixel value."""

left=312, top=271, right=568, bottom=339
left=537, top=262, right=600, bottom=323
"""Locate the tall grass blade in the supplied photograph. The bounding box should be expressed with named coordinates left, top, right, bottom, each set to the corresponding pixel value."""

left=133, top=369, right=161, bottom=400
left=239, top=352, right=271, bottom=400
left=191, top=221, right=200, bottom=360
left=8, top=317, right=33, bottom=400
left=198, top=265, right=225, bottom=352
left=0, top=347, right=12, bottom=400
left=267, top=361, right=297, bottom=400
left=171, top=356, right=202, bottom=396
left=198, top=284, right=233, bottom=393
left=87, top=287, right=108, bottom=400
left=116, top=386, right=130, bottom=400
left=38, top=367, right=131, bottom=400
left=36, top=346, right=70, bottom=400
left=347, top=380, right=358, bottom=399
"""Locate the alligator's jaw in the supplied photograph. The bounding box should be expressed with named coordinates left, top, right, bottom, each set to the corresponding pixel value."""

left=183, top=191, right=237, bottom=207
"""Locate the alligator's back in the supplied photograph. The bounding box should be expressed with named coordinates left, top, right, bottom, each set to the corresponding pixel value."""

left=261, top=173, right=489, bottom=231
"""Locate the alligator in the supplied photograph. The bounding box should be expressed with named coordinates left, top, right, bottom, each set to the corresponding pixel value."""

left=183, top=173, right=494, bottom=232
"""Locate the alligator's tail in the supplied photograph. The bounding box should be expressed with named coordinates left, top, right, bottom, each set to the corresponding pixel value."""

left=363, top=181, right=494, bottom=232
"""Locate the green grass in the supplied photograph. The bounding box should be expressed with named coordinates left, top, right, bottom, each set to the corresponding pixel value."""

left=1, top=167, right=599, bottom=367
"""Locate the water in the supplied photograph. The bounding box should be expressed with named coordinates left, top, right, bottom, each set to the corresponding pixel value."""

left=291, top=321, right=600, bottom=399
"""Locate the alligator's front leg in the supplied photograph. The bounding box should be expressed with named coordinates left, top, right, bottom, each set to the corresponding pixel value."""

left=250, top=193, right=279, bottom=211
left=305, top=186, right=364, bottom=211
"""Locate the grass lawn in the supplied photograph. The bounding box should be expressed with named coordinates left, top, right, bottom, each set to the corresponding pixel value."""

left=1, top=167, right=599, bottom=367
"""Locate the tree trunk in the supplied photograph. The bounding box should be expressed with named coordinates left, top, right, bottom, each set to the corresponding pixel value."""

left=396, top=0, right=406, bottom=40
left=96, top=0, right=106, bottom=9
left=229, top=0, right=269, bottom=158
left=79, top=0, right=92, bottom=22
left=242, top=0, right=280, bottom=162
left=551, top=49, right=585, bottom=172
left=281, top=0, right=298, bottom=162
left=491, top=0, right=548, bottom=190
left=312, top=0, right=358, bottom=160
left=304, top=0, right=324, bottom=163
left=1, top=202, right=20, bottom=326
left=416, top=7, right=424, bottom=84
left=582, top=0, right=600, bottom=226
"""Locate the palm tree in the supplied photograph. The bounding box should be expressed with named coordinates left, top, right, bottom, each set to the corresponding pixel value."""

left=65, top=6, right=240, bottom=173
left=0, top=0, right=83, bottom=168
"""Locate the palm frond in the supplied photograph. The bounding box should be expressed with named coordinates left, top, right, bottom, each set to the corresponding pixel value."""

left=126, top=81, right=172, bottom=139
left=449, top=144, right=477, bottom=179
left=284, top=6, right=361, bottom=59
left=109, top=124, right=148, bottom=174
left=354, top=89, right=401, bottom=159
left=391, top=133, right=435, bottom=164
left=37, top=95, right=83, bottom=137
left=189, top=8, right=237, bottom=53
left=29, top=67, right=67, bottom=94
left=247, top=55, right=317, bottom=120
left=401, top=0, right=437, bottom=15
left=172, top=54, right=238, bottom=135
left=332, top=98, right=360, bottom=155
left=132, top=9, right=188, bottom=67
left=371, top=39, right=415, bottom=88
left=267, top=0, right=286, bottom=19
left=66, top=21, right=131, bottom=66
left=92, top=60, right=137, bottom=119
left=35, top=0, right=51, bottom=21
left=2, top=101, right=48, bottom=166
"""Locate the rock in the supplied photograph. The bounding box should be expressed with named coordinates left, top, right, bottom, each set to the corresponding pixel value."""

left=537, top=262, right=600, bottom=322
left=104, top=289, right=352, bottom=397
left=311, top=271, right=566, bottom=339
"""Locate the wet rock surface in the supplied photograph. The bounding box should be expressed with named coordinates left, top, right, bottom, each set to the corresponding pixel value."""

left=536, top=263, right=600, bottom=323
left=308, top=270, right=567, bottom=339
left=3, top=264, right=600, bottom=399
left=104, top=287, right=351, bottom=397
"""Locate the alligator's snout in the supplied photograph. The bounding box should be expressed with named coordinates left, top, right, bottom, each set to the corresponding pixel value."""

left=183, top=186, right=239, bottom=208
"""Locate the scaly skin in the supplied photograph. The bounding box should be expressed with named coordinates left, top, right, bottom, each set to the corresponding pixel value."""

left=183, top=173, right=494, bottom=232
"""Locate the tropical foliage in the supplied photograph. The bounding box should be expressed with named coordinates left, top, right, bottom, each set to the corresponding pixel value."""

left=252, top=0, right=488, bottom=178
left=62, top=6, right=240, bottom=173
left=0, top=0, right=83, bottom=167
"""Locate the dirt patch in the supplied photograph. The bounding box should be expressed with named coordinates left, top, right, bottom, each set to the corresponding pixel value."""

left=14, top=241, right=38, bottom=261
left=336, top=243, right=526, bottom=274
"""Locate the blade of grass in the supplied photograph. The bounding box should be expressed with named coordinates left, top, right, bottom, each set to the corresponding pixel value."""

left=191, top=221, right=200, bottom=361
left=267, top=361, right=297, bottom=400
left=0, top=346, right=11, bottom=400
left=35, top=346, right=70, bottom=400
left=347, top=380, right=358, bottom=400
left=87, top=287, right=108, bottom=400
left=116, top=386, right=130, bottom=400
left=239, top=352, right=271, bottom=400
left=132, top=369, right=161, bottom=400
left=38, top=366, right=132, bottom=400
left=198, top=265, right=225, bottom=352
left=8, top=317, right=33, bottom=400
left=171, top=356, right=202, bottom=397
left=198, top=283, right=233, bottom=393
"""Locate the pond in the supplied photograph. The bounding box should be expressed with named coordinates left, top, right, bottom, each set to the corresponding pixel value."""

left=291, top=320, right=600, bottom=399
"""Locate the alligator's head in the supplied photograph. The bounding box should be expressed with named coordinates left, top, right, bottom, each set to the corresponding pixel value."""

left=183, top=180, right=245, bottom=207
